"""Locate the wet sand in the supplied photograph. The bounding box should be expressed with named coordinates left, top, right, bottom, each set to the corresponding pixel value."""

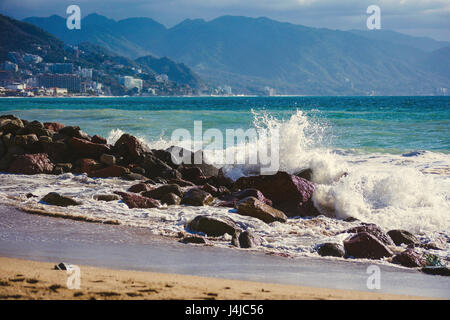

left=0, top=205, right=449, bottom=299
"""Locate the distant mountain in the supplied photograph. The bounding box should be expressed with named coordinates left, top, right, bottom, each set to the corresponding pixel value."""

left=348, top=29, right=449, bottom=53
left=24, top=14, right=450, bottom=95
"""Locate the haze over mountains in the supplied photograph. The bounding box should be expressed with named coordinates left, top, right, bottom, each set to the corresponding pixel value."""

left=23, top=13, right=450, bottom=95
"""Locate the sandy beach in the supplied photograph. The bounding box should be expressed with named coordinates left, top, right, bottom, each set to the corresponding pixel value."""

left=0, top=257, right=426, bottom=300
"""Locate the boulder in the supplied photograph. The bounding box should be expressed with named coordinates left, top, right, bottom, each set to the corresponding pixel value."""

left=235, top=171, right=318, bottom=217
left=91, top=135, right=107, bottom=144
left=59, top=126, right=90, bottom=140
left=181, top=188, right=214, bottom=206
left=160, top=192, right=181, bottom=205
left=345, top=224, right=394, bottom=246
left=387, top=230, right=419, bottom=246
left=421, top=266, right=450, bottom=276
left=44, top=122, right=65, bottom=132
left=94, top=194, right=120, bottom=202
left=180, top=166, right=206, bottom=184
left=167, top=178, right=195, bottom=187
left=0, top=118, right=24, bottom=134
left=294, top=168, right=313, bottom=181
left=42, top=141, right=70, bottom=163
left=187, top=215, right=237, bottom=237
left=122, top=173, right=148, bottom=181
left=237, top=230, right=261, bottom=248
left=68, top=137, right=111, bottom=159
left=392, top=249, right=427, bottom=268
left=114, top=133, right=150, bottom=161
left=236, top=196, right=287, bottom=223
left=79, top=158, right=102, bottom=174
left=41, top=192, right=81, bottom=207
left=343, top=232, right=393, bottom=259
left=142, top=184, right=183, bottom=199
left=14, top=134, right=39, bottom=148
left=232, top=188, right=272, bottom=206
left=180, top=235, right=207, bottom=244
left=127, top=183, right=152, bottom=193
left=139, top=154, right=181, bottom=180
left=114, top=191, right=160, bottom=209
left=19, top=121, right=52, bottom=137
left=9, top=153, right=54, bottom=175
left=90, top=165, right=129, bottom=178
left=100, top=153, right=116, bottom=166
left=317, top=243, right=345, bottom=257
left=0, top=139, right=6, bottom=158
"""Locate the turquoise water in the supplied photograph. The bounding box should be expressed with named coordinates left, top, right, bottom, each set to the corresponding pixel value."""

left=0, top=96, right=448, bottom=154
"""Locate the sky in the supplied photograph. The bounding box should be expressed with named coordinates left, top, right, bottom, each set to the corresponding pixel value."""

left=1, top=0, right=449, bottom=41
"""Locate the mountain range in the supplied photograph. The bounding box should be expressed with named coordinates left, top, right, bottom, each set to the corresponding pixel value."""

left=17, top=13, right=450, bottom=95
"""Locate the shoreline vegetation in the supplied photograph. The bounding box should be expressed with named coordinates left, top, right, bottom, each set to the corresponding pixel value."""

left=0, top=257, right=425, bottom=300
left=0, top=113, right=449, bottom=285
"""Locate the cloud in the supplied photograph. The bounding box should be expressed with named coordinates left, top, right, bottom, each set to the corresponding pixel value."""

left=1, top=0, right=449, bottom=40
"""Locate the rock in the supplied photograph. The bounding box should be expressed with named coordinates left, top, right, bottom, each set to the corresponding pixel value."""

left=56, top=163, right=73, bottom=172
left=38, top=136, right=53, bottom=143
left=68, top=137, right=111, bottom=159
left=114, top=133, right=150, bottom=162
left=387, top=230, right=419, bottom=246
left=181, top=188, right=214, bottom=206
left=0, top=118, right=24, bottom=134
left=236, top=196, right=287, bottom=223
left=391, top=249, right=427, bottom=268
left=180, top=236, right=207, bottom=244
left=421, top=266, right=450, bottom=276
left=44, top=122, right=65, bottom=132
left=167, top=178, right=195, bottom=187
left=294, top=168, right=313, bottom=181
left=93, top=194, right=120, bottom=202
left=153, top=177, right=167, bottom=184
left=160, top=193, right=181, bottom=205
left=19, top=121, right=52, bottom=137
left=345, top=224, right=394, bottom=246
left=0, top=139, right=6, bottom=158
left=2, top=133, right=14, bottom=147
left=114, top=191, right=160, bottom=209
left=41, top=192, right=81, bottom=207
left=79, top=158, right=102, bottom=174
left=90, top=165, right=129, bottom=178
left=14, top=134, right=39, bottom=148
left=142, top=184, right=183, bottom=199
left=232, top=188, right=272, bottom=206
left=59, top=126, right=90, bottom=140
left=238, top=230, right=261, bottom=248
left=343, top=232, right=393, bottom=259
left=152, top=149, right=179, bottom=169
left=9, top=153, right=54, bottom=175
left=129, top=166, right=146, bottom=175
left=139, top=154, right=181, bottom=180
left=91, top=135, right=107, bottom=144
left=187, top=215, right=237, bottom=237
left=180, top=166, right=206, bottom=184
left=128, top=183, right=152, bottom=193
left=100, top=154, right=116, bottom=166
left=122, top=173, right=148, bottom=181
left=235, top=171, right=318, bottom=217
left=317, top=243, right=345, bottom=257
left=42, top=141, right=70, bottom=163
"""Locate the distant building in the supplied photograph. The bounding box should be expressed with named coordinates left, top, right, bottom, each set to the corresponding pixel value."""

left=119, top=76, right=143, bottom=92
left=79, top=68, right=93, bottom=79
left=48, top=63, right=74, bottom=74
left=37, top=73, right=81, bottom=92
left=23, top=54, right=43, bottom=64
left=156, top=74, right=169, bottom=83
left=3, top=61, right=18, bottom=72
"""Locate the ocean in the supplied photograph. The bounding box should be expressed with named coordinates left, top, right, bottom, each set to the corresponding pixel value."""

left=0, top=96, right=449, bottom=262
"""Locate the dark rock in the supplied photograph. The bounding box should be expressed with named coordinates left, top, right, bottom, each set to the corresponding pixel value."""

left=317, top=243, right=345, bottom=257
left=232, top=188, right=272, bottom=206
left=343, top=232, right=393, bottom=259
left=79, top=158, right=102, bottom=174
left=114, top=191, right=160, bottom=209
left=56, top=163, right=73, bottom=172
left=42, top=141, right=70, bottom=163
left=19, top=121, right=52, bottom=137
left=235, top=171, right=318, bottom=217
left=114, top=133, right=150, bottom=162
left=344, top=217, right=359, bottom=222
left=294, top=168, right=313, bottom=181
left=152, top=149, right=179, bottom=169
left=93, top=194, right=120, bottom=202
left=167, top=178, right=195, bottom=187
left=100, top=154, right=116, bottom=166
left=0, top=118, right=24, bottom=134
left=41, top=192, right=81, bottom=207
left=236, top=196, right=287, bottom=223
left=181, top=188, right=214, bottom=206
left=130, top=166, right=146, bottom=175
left=139, top=154, right=181, bottom=180
left=238, top=230, right=261, bottom=248
left=142, top=184, right=183, bottom=199
left=59, top=126, right=90, bottom=140
left=421, top=266, right=450, bottom=276
left=160, top=193, right=181, bottom=205
left=91, top=135, right=107, bottom=144
left=392, top=249, right=427, bottom=268
left=0, top=139, right=6, bottom=158
left=187, top=215, right=237, bottom=237
left=9, top=153, right=54, bottom=175
left=387, top=230, right=419, bottom=246
left=122, top=173, right=148, bottom=181
left=153, top=177, right=168, bottom=184
left=68, top=137, right=111, bottom=159
left=90, top=165, right=129, bottom=178
left=180, top=166, right=206, bottom=184
left=38, top=136, right=52, bottom=143
left=14, top=134, right=39, bottom=148
left=128, top=183, right=152, bottom=193
left=44, top=122, right=65, bottom=132
left=345, top=224, right=394, bottom=246
left=2, top=133, right=14, bottom=148
left=180, top=235, right=207, bottom=244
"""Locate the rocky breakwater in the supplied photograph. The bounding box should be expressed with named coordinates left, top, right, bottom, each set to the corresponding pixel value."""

left=1, top=114, right=448, bottom=276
